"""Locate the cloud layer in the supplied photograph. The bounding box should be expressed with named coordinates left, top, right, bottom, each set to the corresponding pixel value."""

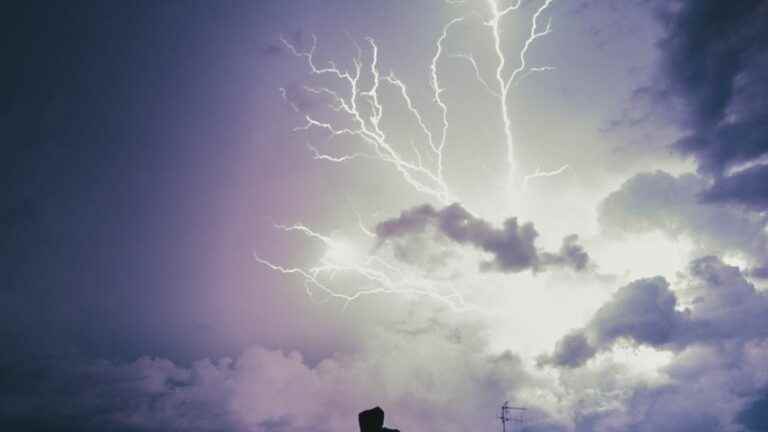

left=599, top=170, right=768, bottom=273
left=0, top=316, right=569, bottom=432
left=540, top=256, right=768, bottom=431
left=542, top=256, right=768, bottom=368
left=654, top=0, right=768, bottom=209
left=375, top=203, right=590, bottom=274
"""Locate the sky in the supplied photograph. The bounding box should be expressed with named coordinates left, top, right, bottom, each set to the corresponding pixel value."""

left=2, top=0, right=768, bottom=431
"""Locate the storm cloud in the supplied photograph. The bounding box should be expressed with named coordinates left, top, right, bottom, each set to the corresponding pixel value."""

left=653, top=0, right=768, bottom=209
left=540, top=276, right=684, bottom=368
left=6, top=0, right=768, bottom=431
left=542, top=256, right=768, bottom=369
left=375, top=203, right=590, bottom=274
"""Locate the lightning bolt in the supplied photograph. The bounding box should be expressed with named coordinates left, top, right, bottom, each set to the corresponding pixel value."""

left=521, top=164, right=569, bottom=188
left=484, top=0, right=556, bottom=185
left=450, top=52, right=499, bottom=97
left=280, top=30, right=457, bottom=204
left=255, top=224, right=478, bottom=311
left=265, top=0, right=565, bottom=309
left=431, top=17, right=464, bottom=181
left=278, top=87, right=299, bottom=113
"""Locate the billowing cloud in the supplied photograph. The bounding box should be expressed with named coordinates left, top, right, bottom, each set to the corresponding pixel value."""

left=541, top=256, right=768, bottom=431
left=542, top=330, right=596, bottom=369
left=540, top=276, right=684, bottom=368
left=652, top=0, right=768, bottom=209
left=6, top=1, right=768, bottom=431
left=542, top=256, right=768, bottom=369
left=375, top=203, right=590, bottom=274
left=565, top=339, right=768, bottom=432
left=0, top=315, right=571, bottom=432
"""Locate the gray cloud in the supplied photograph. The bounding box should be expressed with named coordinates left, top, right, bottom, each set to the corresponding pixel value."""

left=540, top=276, right=685, bottom=368
left=540, top=234, right=590, bottom=272
left=375, top=203, right=590, bottom=274
left=568, top=338, right=768, bottom=432
left=589, top=276, right=682, bottom=347
left=700, top=164, right=768, bottom=211
left=650, top=0, right=768, bottom=209
left=542, top=256, right=768, bottom=368
left=541, top=255, right=768, bottom=431
left=541, top=330, right=596, bottom=369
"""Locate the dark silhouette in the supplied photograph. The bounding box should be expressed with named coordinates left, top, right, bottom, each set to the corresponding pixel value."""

left=359, top=407, right=400, bottom=432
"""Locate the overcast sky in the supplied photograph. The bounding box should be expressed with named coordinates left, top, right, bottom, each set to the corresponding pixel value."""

left=3, top=1, right=768, bottom=431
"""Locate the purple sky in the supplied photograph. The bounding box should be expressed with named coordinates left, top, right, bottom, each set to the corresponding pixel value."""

left=2, top=1, right=768, bottom=431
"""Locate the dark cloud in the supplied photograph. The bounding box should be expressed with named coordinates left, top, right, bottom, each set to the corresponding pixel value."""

left=739, top=393, right=768, bottom=432
left=375, top=204, right=438, bottom=240
left=700, top=163, right=768, bottom=211
left=542, top=256, right=768, bottom=368
left=375, top=203, right=590, bottom=274
left=0, top=355, right=241, bottom=432
left=540, top=276, right=685, bottom=368
left=539, top=330, right=596, bottom=369
left=749, top=265, right=768, bottom=280
left=590, top=276, right=682, bottom=347
left=652, top=0, right=768, bottom=209
left=540, top=234, right=590, bottom=272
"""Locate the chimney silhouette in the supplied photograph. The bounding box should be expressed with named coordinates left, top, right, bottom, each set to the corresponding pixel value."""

left=359, top=407, right=400, bottom=432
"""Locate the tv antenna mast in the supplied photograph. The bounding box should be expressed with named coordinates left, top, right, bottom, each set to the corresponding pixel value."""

left=498, top=401, right=526, bottom=432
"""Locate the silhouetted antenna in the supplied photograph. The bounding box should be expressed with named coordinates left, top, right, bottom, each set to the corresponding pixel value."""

left=498, top=401, right=526, bottom=432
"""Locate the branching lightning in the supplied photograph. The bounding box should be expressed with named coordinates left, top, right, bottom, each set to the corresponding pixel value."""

left=484, top=0, right=556, bottom=184
left=255, top=224, right=478, bottom=311
left=261, top=0, right=568, bottom=309
left=431, top=17, right=464, bottom=182
left=450, top=52, right=499, bottom=97
left=280, top=32, right=456, bottom=204
left=522, top=164, right=569, bottom=188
